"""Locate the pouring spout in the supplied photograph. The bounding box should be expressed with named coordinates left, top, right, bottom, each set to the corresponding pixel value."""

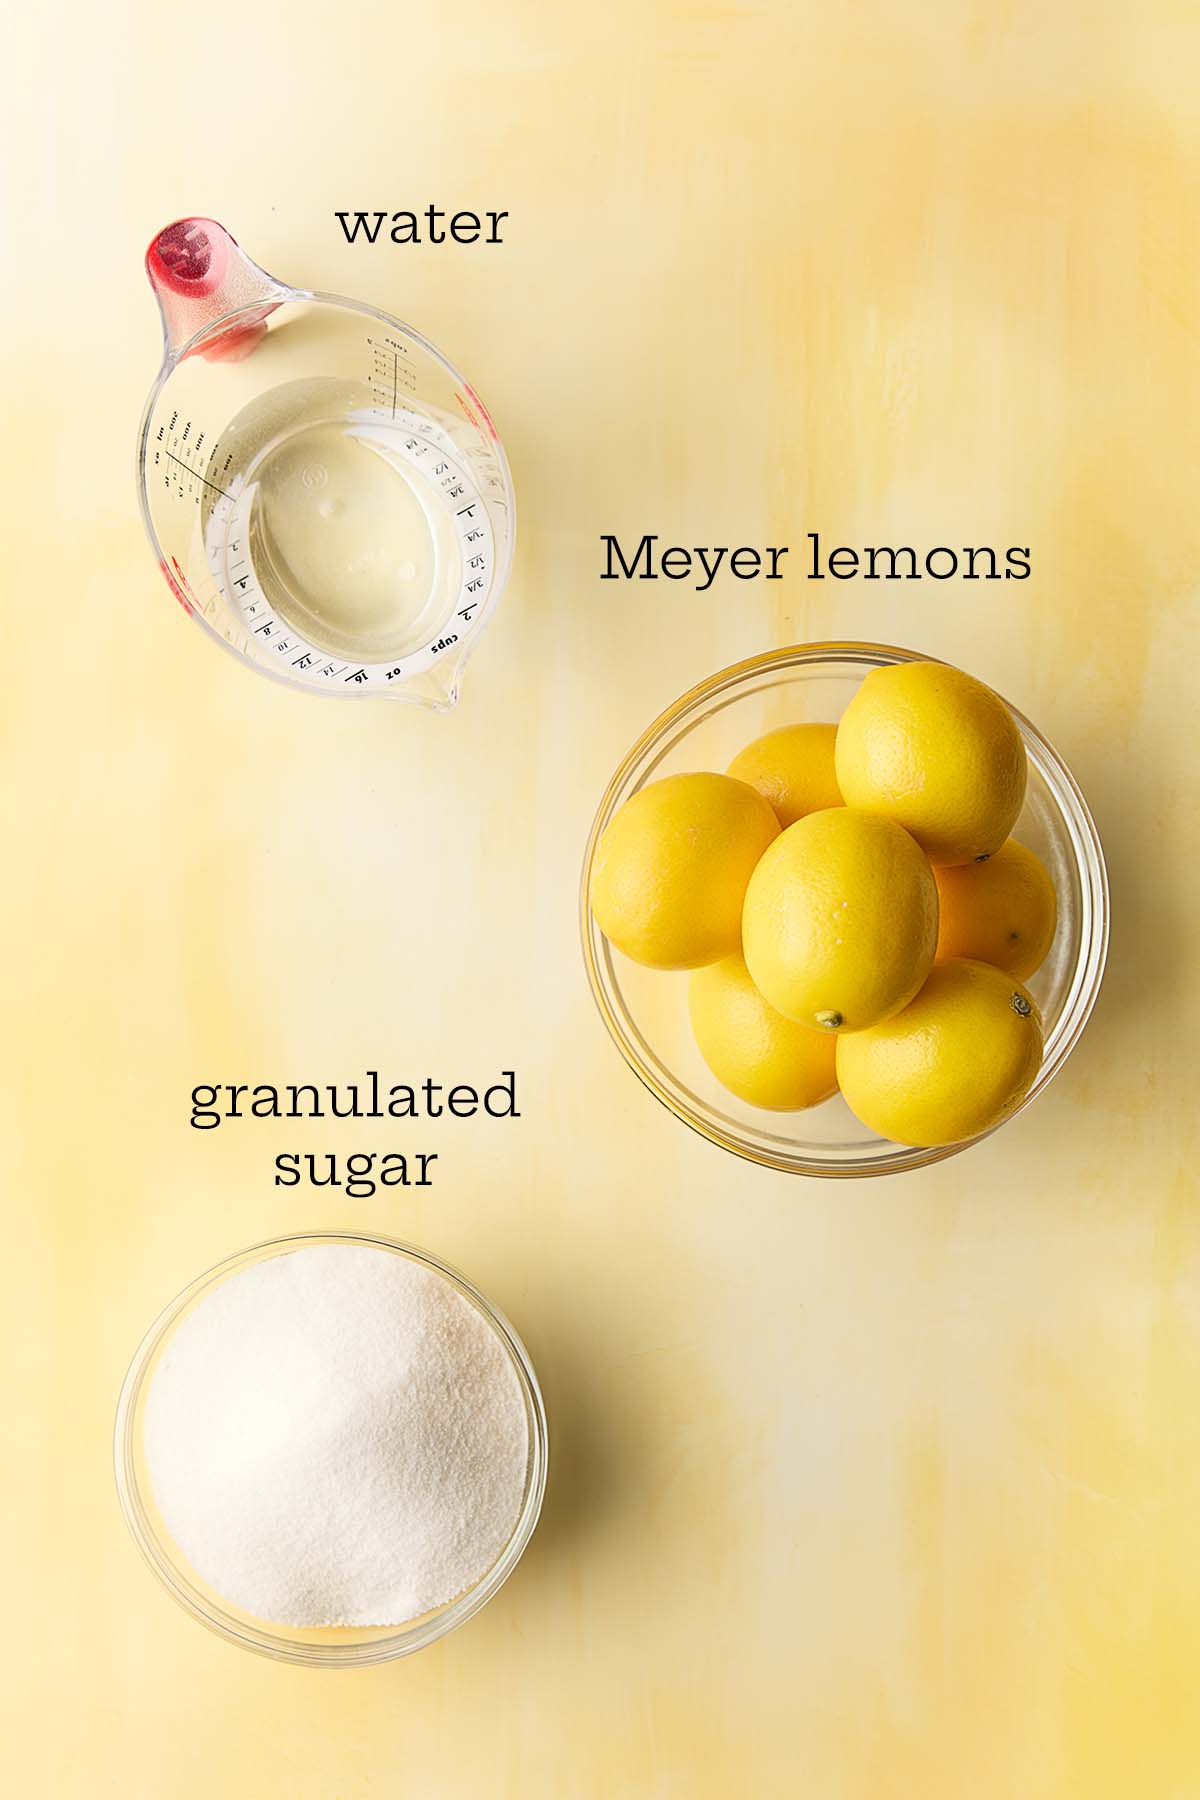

left=395, top=661, right=463, bottom=712
left=423, top=664, right=463, bottom=711
left=145, top=218, right=290, bottom=363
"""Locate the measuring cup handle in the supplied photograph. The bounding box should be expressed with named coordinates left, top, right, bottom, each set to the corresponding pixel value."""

left=145, top=219, right=289, bottom=363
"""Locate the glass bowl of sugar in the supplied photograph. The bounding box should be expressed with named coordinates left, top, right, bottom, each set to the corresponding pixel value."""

left=114, top=1232, right=548, bottom=1666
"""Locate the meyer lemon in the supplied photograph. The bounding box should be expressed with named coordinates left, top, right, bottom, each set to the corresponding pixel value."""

left=688, top=954, right=838, bottom=1110
left=834, top=660, right=1026, bottom=866
left=590, top=772, right=779, bottom=969
left=934, top=837, right=1057, bottom=979
left=836, top=958, right=1044, bottom=1146
left=727, top=723, right=842, bottom=829
left=741, top=807, right=938, bottom=1032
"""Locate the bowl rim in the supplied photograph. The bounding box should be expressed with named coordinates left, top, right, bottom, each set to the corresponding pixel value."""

left=114, top=1229, right=549, bottom=1667
left=579, top=640, right=1110, bottom=1178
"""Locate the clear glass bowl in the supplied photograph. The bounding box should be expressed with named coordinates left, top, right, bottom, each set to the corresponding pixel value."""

left=580, top=643, right=1109, bottom=1178
left=114, top=1231, right=548, bottom=1666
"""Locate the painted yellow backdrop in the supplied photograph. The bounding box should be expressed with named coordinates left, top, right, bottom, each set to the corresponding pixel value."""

left=4, top=1, right=1199, bottom=1795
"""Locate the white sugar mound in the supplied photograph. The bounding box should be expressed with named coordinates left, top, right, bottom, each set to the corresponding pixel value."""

left=144, top=1244, right=529, bottom=1628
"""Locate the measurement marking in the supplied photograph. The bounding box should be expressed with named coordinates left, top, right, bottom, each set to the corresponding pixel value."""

left=163, top=449, right=232, bottom=500
left=206, top=390, right=495, bottom=681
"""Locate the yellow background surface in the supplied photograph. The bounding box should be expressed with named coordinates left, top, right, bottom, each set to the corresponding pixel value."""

left=4, top=2, right=1200, bottom=1795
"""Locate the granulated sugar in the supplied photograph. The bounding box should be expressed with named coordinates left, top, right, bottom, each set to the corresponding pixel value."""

left=143, top=1244, right=529, bottom=1627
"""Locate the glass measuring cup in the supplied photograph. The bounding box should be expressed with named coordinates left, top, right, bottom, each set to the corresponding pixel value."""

left=137, top=219, right=514, bottom=708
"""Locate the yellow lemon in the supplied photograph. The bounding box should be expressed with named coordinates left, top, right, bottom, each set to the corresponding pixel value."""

left=741, top=807, right=938, bottom=1032
left=836, top=958, right=1044, bottom=1146
left=590, top=772, right=780, bottom=969
left=688, top=955, right=838, bottom=1110
left=727, top=723, right=842, bottom=829
left=934, top=838, right=1057, bottom=979
left=835, top=660, right=1027, bottom=866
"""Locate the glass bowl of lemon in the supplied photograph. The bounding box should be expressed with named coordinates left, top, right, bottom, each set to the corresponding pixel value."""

left=580, top=642, right=1109, bottom=1177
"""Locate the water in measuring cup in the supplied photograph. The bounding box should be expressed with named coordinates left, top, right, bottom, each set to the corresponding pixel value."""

left=201, top=378, right=465, bottom=663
